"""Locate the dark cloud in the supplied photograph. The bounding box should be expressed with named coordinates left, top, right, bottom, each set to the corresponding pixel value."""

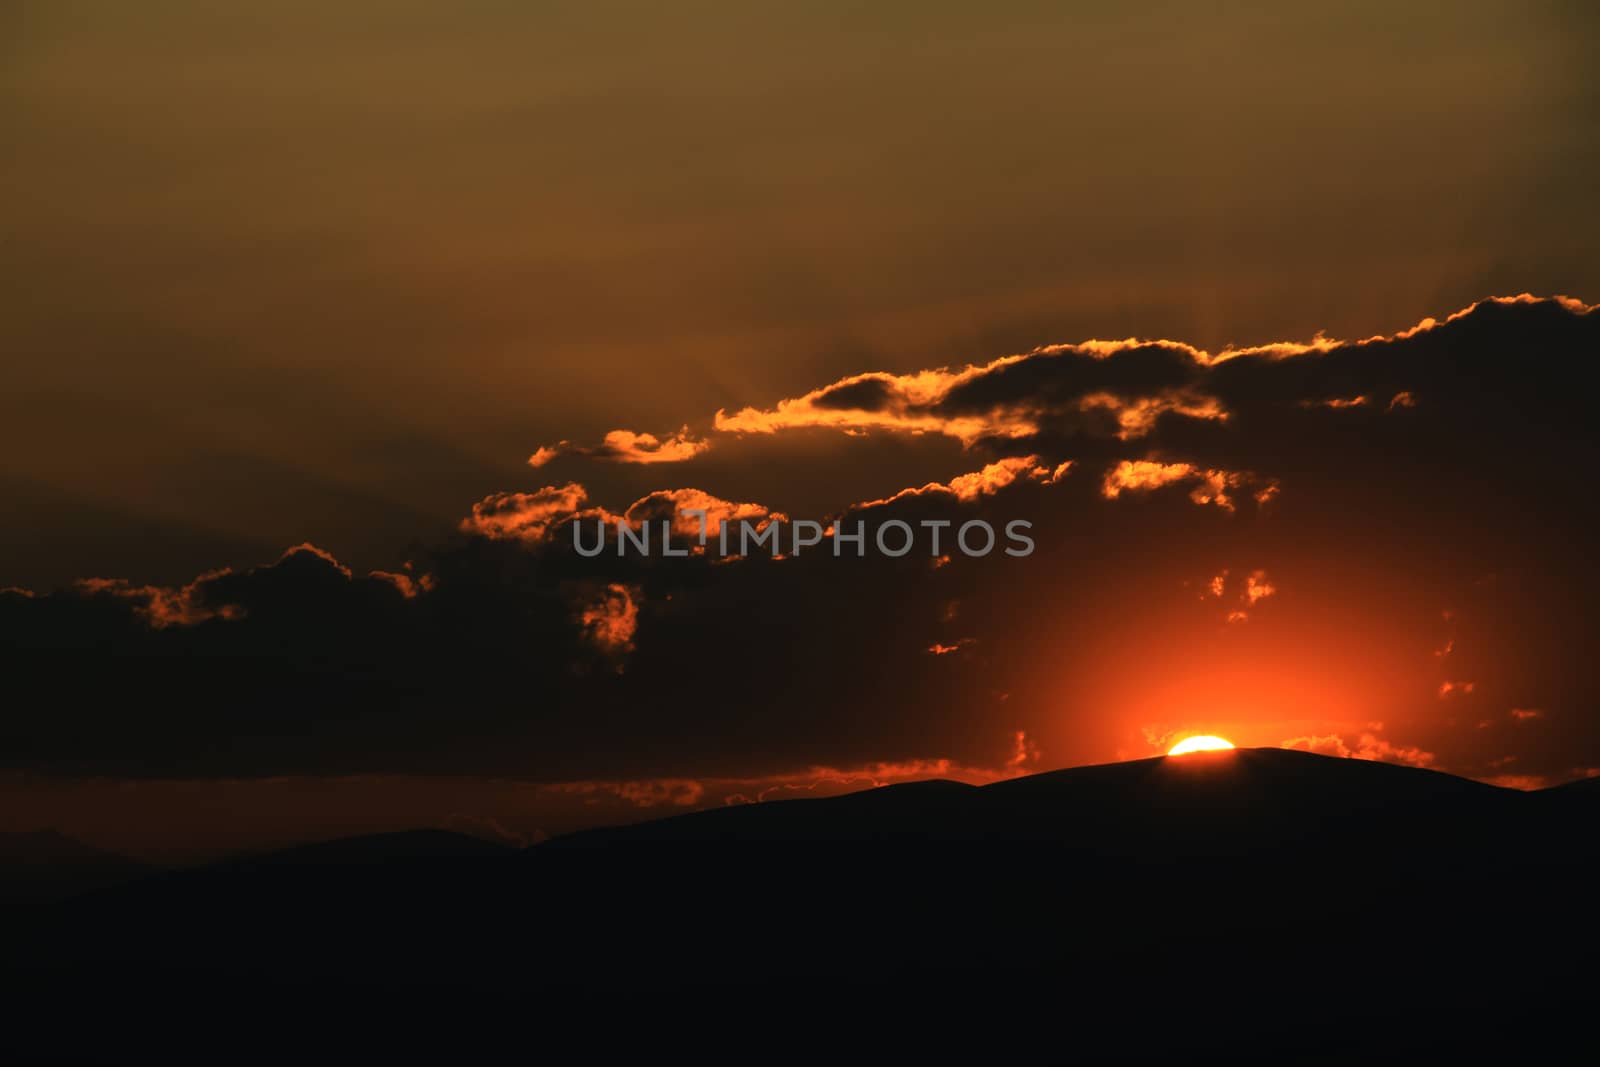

left=934, top=341, right=1204, bottom=416
left=3, top=297, right=1599, bottom=798
left=811, top=376, right=899, bottom=412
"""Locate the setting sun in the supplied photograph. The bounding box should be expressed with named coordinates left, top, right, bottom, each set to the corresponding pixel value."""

left=1168, top=735, right=1236, bottom=756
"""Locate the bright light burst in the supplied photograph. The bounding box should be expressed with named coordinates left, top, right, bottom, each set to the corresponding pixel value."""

left=1167, top=735, right=1236, bottom=756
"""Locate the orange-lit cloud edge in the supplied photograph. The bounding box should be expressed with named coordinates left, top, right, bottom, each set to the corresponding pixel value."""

left=476, top=294, right=1597, bottom=794
left=467, top=294, right=1594, bottom=549
left=12, top=295, right=1599, bottom=799
left=527, top=294, right=1596, bottom=463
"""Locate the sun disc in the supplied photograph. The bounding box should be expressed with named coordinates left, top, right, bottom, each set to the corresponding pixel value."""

left=1167, top=735, right=1236, bottom=756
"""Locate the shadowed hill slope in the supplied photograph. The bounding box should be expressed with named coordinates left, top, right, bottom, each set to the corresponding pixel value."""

left=0, top=830, right=153, bottom=904
left=8, top=751, right=1597, bottom=1061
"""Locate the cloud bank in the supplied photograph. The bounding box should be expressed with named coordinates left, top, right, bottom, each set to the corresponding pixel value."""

left=4, top=296, right=1598, bottom=800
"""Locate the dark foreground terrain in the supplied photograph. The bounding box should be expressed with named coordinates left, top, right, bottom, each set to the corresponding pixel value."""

left=8, top=748, right=1598, bottom=1061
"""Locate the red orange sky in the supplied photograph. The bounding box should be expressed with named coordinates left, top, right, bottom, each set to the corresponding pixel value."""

left=3, top=3, right=1599, bottom=861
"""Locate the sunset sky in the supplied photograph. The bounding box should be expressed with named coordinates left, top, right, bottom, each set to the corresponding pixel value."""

left=4, top=2, right=1599, bottom=861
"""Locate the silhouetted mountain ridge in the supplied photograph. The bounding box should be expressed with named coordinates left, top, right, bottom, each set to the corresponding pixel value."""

left=0, top=829, right=151, bottom=903
left=541, top=747, right=1520, bottom=854
left=8, top=750, right=1597, bottom=1061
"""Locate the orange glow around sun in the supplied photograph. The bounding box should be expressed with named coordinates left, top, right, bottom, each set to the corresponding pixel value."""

left=1168, top=735, right=1236, bottom=756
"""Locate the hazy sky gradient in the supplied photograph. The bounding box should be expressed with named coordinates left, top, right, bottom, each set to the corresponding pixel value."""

left=5, top=1, right=1598, bottom=586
